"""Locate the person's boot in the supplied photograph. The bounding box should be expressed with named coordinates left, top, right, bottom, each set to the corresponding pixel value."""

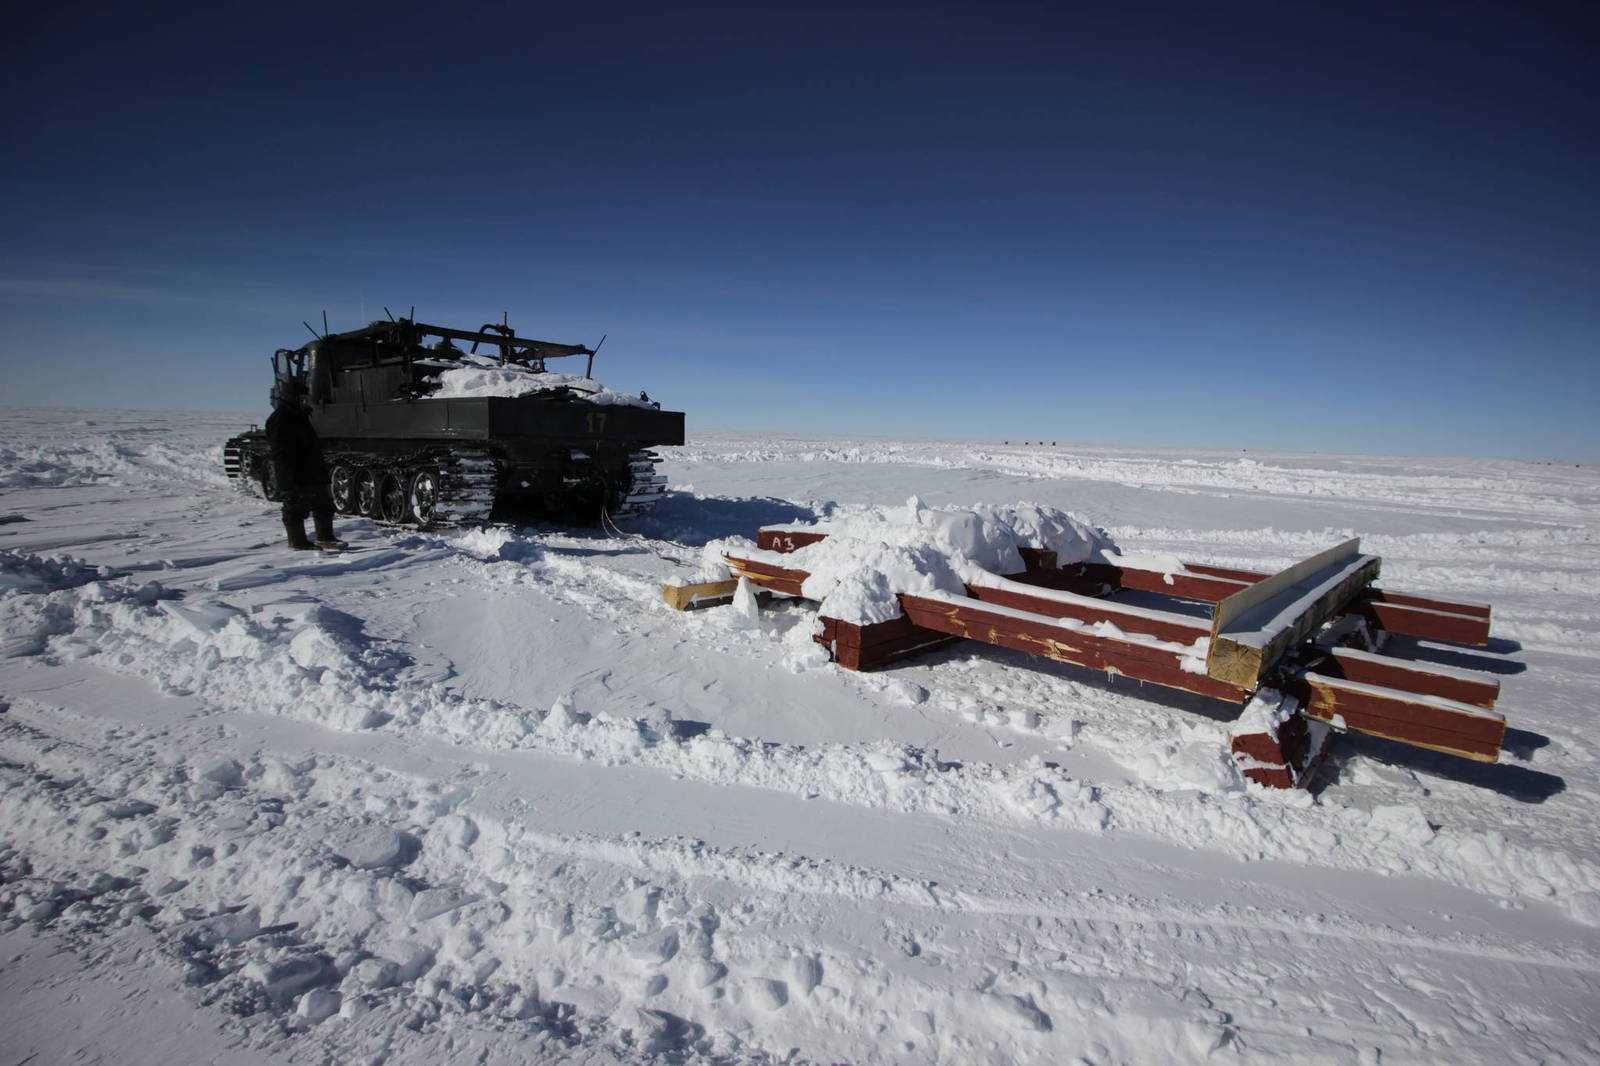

left=284, top=517, right=315, bottom=550
left=312, top=511, right=347, bottom=551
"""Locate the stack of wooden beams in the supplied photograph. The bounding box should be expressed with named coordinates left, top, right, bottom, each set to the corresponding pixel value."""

left=663, top=524, right=1510, bottom=787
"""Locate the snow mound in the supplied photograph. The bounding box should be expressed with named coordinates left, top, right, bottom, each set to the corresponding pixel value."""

left=0, top=550, right=114, bottom=595
left=707, top=497, right=1114, bottom=624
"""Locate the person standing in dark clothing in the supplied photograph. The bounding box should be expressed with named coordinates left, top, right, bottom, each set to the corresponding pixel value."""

left=265, top=380, right=348, bottom=550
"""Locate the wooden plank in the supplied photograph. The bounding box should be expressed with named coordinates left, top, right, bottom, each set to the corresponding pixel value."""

left=1005, top=565, right=1114, bottom=596
left=1178, top=561, right=1490, bottom=636
left=1228, top=690, right=1333, bottom=789
left=756, top=528, right=830, bottom=553
left=1184, top=562, right=1270, bottom=584
left=1300, top=672, right=1505, bottom=734
left=1231, top=730, right=1292, bottom=765
left=1359, top=596, right=1492, bottom=646
left=1207, top=543, right=1381, bottom=688
left=1071, top=562, right=1253, bottom=603
left=1305, top=709, right=1500, bottom=762
left=901, top=591, right=1249, bottom=703
left=1208, top=553, right=1382, bottom=688
left=824, top=613, right=946, bottom=652
left=967, top=579, right=1212, bottom=645
left=723, top=555, right=808, bottom=597
left=662, top=579, right=739, bottom=611
left=1369, top=589, right=1490, bottom=620
left=1296, top=672, right=1504, bottom=761
left=1013, top=560, right=1256, bottom=602
left=1314, top=648, right=1499, bottom=709
left=847, top=632, right=962, bottom=670
left=818, top=614, right=962, bottom=670
left=1213, top=539, right=1363, bottom=633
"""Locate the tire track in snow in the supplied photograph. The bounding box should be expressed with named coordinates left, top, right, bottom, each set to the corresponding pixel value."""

left=5, top=689, right=1594, bottom=1066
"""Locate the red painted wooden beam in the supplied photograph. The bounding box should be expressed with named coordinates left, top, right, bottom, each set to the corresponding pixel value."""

left=756, top=528, right=829, bottom=553
left=966, top=580, right=1212, bottom=646
left=1292, top=672, right=1504, bottom=761
left=1357, top=594, right=1492, bottom=647
left=1372, top=590, right=1490, bottom=619
left=900, top=591, right=1249, bottom=703
left=1309, top=648, right=1499, bottom=709
left=1066, top=562, right=1253, bottom=603
left=1229, top=692, right=1332, bottom=789
left=722, top=555, right=808, bottom=597
left=815, top=615, right=961, bottom=671
left=1183, top=562, right=1273, bottom=584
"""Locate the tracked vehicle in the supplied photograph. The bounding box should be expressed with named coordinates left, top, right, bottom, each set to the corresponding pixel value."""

left=224, top=317, right=683, bottom=527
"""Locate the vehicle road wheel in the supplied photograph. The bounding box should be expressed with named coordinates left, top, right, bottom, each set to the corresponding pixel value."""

left=379, top=472, right=408, bottom=523
left=355, top=469, right=381, bottom=518
left=330, top=465, right=356, bottom=514
left=408, top=469, right=440, bottom=527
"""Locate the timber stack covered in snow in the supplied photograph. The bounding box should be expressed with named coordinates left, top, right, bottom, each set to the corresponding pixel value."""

left=670, top=501, right=1511, bottom=790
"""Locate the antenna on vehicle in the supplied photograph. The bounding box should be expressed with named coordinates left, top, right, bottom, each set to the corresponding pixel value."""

left=384, top=307, right=396, bottom=322
left=588, top=333, right=606, bottom=378
left=322, top=311, right=330, bottom=338
left=303, top=321, right=322, bottom=340
left=408, top=306, right=415, bottom=322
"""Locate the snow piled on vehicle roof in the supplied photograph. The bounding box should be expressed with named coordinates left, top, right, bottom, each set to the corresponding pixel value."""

left=420, top=354, right=657, bottom=407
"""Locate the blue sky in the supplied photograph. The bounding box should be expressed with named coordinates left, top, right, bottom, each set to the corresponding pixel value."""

left=3, top=1, right=1594, bottom=460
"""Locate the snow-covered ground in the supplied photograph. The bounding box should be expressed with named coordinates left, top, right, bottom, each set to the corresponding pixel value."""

left=1, top=407, right=1597, bottom=1065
